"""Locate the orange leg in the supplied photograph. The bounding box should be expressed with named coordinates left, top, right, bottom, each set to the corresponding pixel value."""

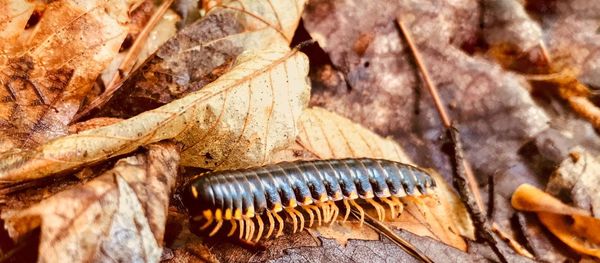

left=273, top=211, right=285, bottom=237
left=254, top=215, right=264, bottom=242
left=265, top=211, right=275, bottom=239
left=342, top=199, right=351, bottom=222
left=228, top=219, right=237, bottom=237
left=329, top=201, right=339, bottom=225
left=302, top=206, right=315, bottom=227
left=350, top=199, right=365, bottom=227
left=208, top=220, right=224, bottom=236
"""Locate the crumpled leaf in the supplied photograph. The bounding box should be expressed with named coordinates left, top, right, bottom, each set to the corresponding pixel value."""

left=546, top=147, right=600, bottom=217
left=0, top=0, right=140, bottom=152
left=512, top=184, right=600, bottom=259
left=482, top=0, right=543, bottom=52
left=529, top=0, right=600, bottom=87
left=95, top=0, right=306, bottom=118
left=279, top=107, right=472, bottom=250
left=514, top=212, right=574, bottom=262
left=481, top=0, right=547, bottom=72
left=100, top=8, right=181, bottom=89
left=272, top=231, right=477, bottom=263
left=302, top=0, right=553, bottom=241
left=295, top=107, right=412, bottom=162
left=0, top=48, right=310, bottom=183
left=1, top=142, right=179, bottom=262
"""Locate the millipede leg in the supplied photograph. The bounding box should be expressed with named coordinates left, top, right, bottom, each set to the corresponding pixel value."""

left=367, top=198, right=385, bottom=221
left=239, top=218, right=245, bottom=239
left=303, top=206, right=315, bottom=227
left=392, top=196, right=404, bottom=215
left=200, top=217, right=214, bottom=230
left=286, top=209, right=298, bottom=233
left=329, top=202, right=339, bottom=225
left=255, top=215, right=264, bottom=242
left=381, top=197, right=397, bottom=219
left=311, top=205, right=322, bottom=226
left=208, top=220, right=224, bottom=236
left=350, top=199, right=365, bottom=227
left=273, top=211, right=285, bottom=237
left=265, top=211, right=275, bottom=239
left=245, top=218, right=254, bottom=241
left=342, top=199, right=351, bottom=223
left=292, top=208, right=305, bottom=232
left=322, top=203, right=330, bottom=223
left=228, top=219, right=237, bottom=237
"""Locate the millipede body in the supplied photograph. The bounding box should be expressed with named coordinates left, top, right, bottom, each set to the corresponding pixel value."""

left=183, top=158, right=437, bottom=242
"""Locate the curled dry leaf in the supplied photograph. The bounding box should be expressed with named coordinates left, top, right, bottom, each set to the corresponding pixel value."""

left=96, top=0, right=306, bottom=118
left=282, top=107, right=473, bottom=250
left=100, top=8, right=181, bottom=89
left=0, top=0, right=140, bottom=152
left=1, top=142, right=179, bottom=262
left=512, top=184, right=600, bottom=259
left=0, top=48, right=310, bottom=183
left=546, top=147, right=600, bottom=217
left=302, top=0, right=553, bottom=244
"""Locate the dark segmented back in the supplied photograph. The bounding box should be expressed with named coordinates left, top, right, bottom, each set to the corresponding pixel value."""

left=184, top=158, right=435, bottom=222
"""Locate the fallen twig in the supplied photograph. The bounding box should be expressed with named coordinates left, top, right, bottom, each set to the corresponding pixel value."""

left=396, top=17, right=515, bottom=263
left=351, top=209, right=434, bottom=263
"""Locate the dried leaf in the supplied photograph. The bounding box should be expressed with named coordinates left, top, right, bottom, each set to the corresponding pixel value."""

left=546, top=147, right=600, bottom=217
left=100, top=8, right=180, bottom=89
left=514, top=212, right=574, bottom=262
left=296, top=107, right=412, bottom=162
left=0, top=1, right=36, bottom=52
left=482, top=0, right=542, bottom=52
left=96, top=0, right=307, bottom=118
left=302, top=0, right=552, bottom=243
left=512, top=184, right=600, bottom=259
left=0, top=48, right=310, bottom=183
left=530, top=1, right=600, bottom=88
left=1, top=142, right=179, bottom=262
left=0, top=0, right=140, bottom=151
left=285, top=107, right=472, bottom=250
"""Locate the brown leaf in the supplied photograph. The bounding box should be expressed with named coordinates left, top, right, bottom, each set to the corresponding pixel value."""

left=1, top=142, right=179, bottom=262
left=512, top=184, right=600, bottom=259
left=302, top=0, right=555, bottom=243
left=0, top=48, right=310, bottom=183
left=546, top=147, right=600, bottom=217
left=94, top=0, right=307, bottom=118
left=482, top=0, right=543, bottom=52
left=282, top=107, right=473, bottom=250
left=529, top=1, right=600, bottom=88
left=0, top=0, right=140, bottom=151
left=295, top=107, right=412, bottom=162
left=99, top=8, right=180, bottom=90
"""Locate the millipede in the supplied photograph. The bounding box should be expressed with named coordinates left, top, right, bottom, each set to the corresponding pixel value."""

left=182, top=158, right=437, bottom=242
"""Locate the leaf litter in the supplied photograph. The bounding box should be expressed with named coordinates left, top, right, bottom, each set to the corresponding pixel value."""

left=1, top=0, right=600, bottom=262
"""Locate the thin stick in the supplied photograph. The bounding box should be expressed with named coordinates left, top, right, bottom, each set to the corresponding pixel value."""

left=396, top=19, right=483, bottom=210
left=396, top=20, right=451, bottom=128
left=397, top=18, right=510, bottom=263
left=538, top=40, right=552, bottom=65
left=351, top=209, right=434, bottom=263
left=73, top=0, right=174, bottom=122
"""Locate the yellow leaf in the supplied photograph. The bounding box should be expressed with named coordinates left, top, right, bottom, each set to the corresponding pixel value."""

left=0, top=0, right=141, bottom=151
left=512, top=184, right=600, bottom=259
left=95, top=0, right=308, bottom=119
left=276, top=107, right=473, bottom=250
left=0, top=48, right=310, bottom=182
left=1, top=142, right=179, bottom=262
